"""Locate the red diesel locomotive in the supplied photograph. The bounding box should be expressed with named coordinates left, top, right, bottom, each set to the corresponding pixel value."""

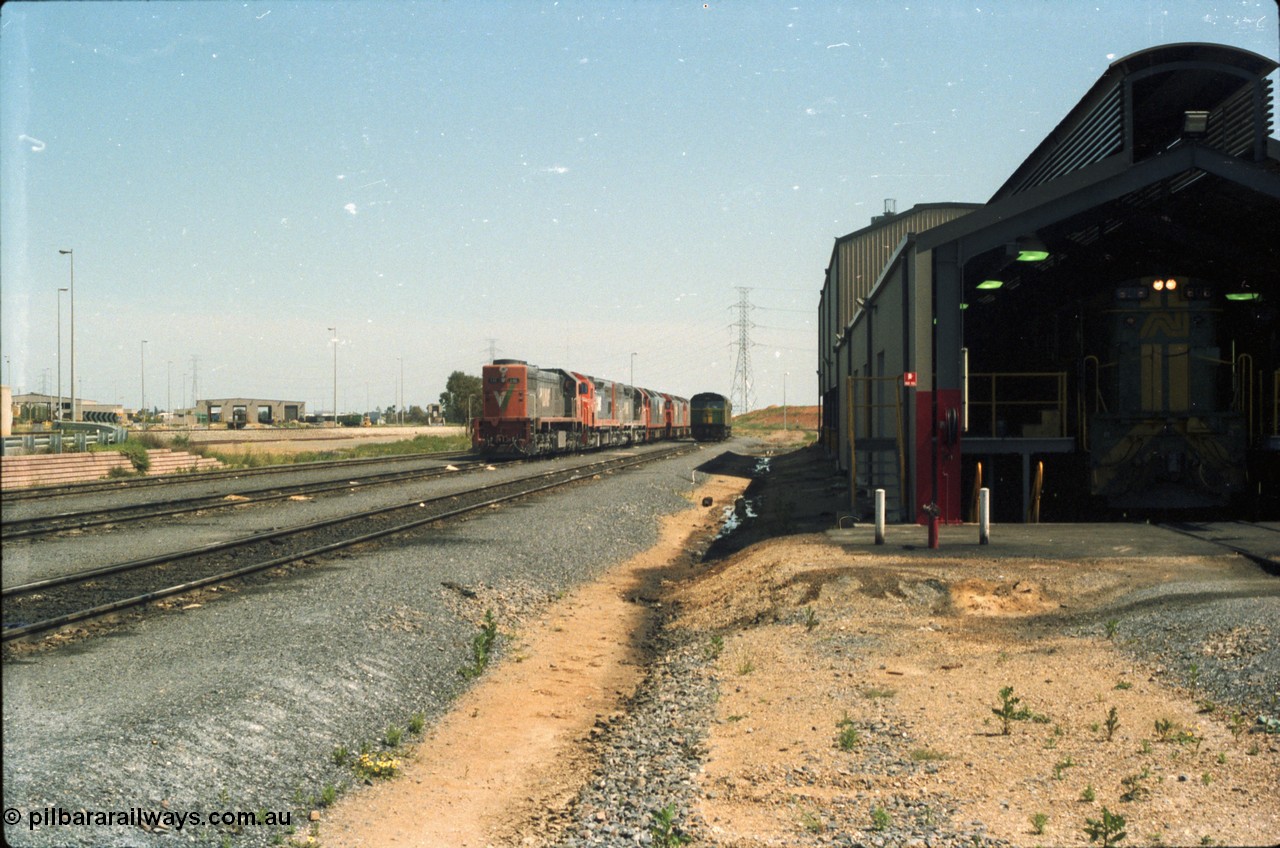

left=473, top=359, right=691, bottom=455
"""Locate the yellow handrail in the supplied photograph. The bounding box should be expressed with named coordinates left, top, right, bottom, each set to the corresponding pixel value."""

left=969, top=372, right=1068, bottom=438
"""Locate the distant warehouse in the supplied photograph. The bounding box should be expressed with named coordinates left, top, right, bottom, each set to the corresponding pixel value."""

left=196, top=398, right=305, bottom=428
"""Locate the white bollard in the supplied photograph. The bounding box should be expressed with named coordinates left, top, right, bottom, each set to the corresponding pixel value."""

left=978, top=487, right=990, bottom=545
left=875, top=488, right=886, bottom=545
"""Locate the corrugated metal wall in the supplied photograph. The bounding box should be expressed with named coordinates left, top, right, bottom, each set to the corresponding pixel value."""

left=819, top=204, right=977, bottom=396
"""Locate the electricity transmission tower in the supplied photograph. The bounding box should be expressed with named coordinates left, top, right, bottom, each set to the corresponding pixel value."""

left=730, top=287, right=755, bottom=413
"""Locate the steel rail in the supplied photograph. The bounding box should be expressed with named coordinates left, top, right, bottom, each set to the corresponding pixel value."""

left=2, top=445, right=690, bottom=642
left=1, top=457, right=494, bottom=540
left=0, top=448, right=474, bottom=502
left=1158, top=520, right=1280, bottom=575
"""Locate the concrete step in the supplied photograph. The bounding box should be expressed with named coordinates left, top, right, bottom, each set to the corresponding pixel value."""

left=1, top=449, right=224, bottom=490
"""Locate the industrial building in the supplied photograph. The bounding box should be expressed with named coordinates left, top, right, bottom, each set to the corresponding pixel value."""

left=820, top=43, right=1279, bottom=529
left=9, top=392, right=126, bottom=424
left=195, top=398, right=306, bottom=427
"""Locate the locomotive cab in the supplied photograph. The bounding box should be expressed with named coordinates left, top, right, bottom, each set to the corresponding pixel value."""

left=1088, top=277, right=1247, bottom=508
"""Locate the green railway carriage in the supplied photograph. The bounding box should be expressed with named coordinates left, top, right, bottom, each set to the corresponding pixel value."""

left=690, top=392, right=733, bottom=442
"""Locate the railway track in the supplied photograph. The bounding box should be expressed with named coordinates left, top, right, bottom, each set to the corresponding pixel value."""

left=2, top=445, right=690, bottom=642
left=1159, top=520, right=1280, bottom=574
left=1, top=455, right=494, bottom=540
left=0, top=448, right=474, bottom=502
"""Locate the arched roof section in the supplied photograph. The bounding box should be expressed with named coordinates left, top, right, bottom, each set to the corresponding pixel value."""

left=991, top=43, right=1276, bottom=201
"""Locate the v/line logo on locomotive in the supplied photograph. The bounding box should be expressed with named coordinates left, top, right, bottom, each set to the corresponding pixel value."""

left=472, top=359, right=733, bottom=456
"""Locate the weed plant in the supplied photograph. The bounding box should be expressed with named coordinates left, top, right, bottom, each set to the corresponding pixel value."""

left=649, top=804, right=690, bottom=847
left=1104, top=706, right=1120, bottom=741
left=992, top=686, right=1033, bottom=735
left=1083, top=807, right=1127, bottom=846
left=1119, top=767, right=1151, bottom=801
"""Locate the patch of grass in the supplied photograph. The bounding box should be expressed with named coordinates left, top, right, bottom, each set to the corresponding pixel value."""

left=331, top=745, right=349, bottom=766
left=803, top=606, right=819, bottom=631
left=1115, top=680, right=1132, bottom=690
left=870, top=805, right=891, bottom=831
left=383, top=724, right=403, bottom=748
left=319, top=784, right=338, bottom=807
left=909, top=747, right=948, bottom=762
left=860, top=686, right=897, bottom=699
left=408, top=711, right=426, bottom=735
left=836, top=713, right=860, bottom=751
left=1053, top=756, right=1075, bottom=780
left=1031, top=811, right=1049, bottom=835
left=459, top=609, right=498, bottom=679
left=1104, top=619, right=1120, bottom=640
left=799, top=810, right=825, bottom=834
left=205, top=431, right=470, bottom=470
left=735, top=656, right=756, bottom=676
left=92, top=439, right=151, bottom=472
left=1080, top=784, right=1096, bottom=803
left=1153, top=718, right=1201, bottom=749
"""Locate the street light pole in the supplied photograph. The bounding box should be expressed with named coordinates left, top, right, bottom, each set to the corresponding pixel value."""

left=328, top=326, right=337, bottom=427
left=397, top=356, right=404, bottom=426
left=783, top=371, right=788, bottom=431
left=57, top=287, right=67, bottom=422
left=167, top=360, right=172, bottom=421
left=58, top=249, right=75, bottom=421
left=140, top=339, right=148, bottom=420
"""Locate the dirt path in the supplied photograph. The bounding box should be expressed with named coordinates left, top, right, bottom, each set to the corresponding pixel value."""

left=316, top=474, right=752, bottom=848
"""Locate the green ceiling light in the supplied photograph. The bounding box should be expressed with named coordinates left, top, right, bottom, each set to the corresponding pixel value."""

left=1226, top=292, right=1260, bottom=302
left=977, top=279, right=1004, bottom=290
left=1014, top=235, right=1050, bottom=262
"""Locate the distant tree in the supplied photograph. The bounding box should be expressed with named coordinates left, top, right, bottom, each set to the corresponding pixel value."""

left=405, top=405, right=430, bottom=424
left=439, top=371, right=482, bottom=423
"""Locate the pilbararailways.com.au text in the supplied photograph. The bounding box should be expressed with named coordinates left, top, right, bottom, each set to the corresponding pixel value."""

left=5, top=805, right=291, bottom=832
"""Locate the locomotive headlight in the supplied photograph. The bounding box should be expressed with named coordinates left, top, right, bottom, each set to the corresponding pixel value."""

left=1152, top=279, right=1165, bottom=291
left=1165, top=278, right=1177, bottom=291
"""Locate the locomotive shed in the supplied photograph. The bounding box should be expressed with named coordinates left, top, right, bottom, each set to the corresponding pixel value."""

left=821, top=43, right=1280, bottom=526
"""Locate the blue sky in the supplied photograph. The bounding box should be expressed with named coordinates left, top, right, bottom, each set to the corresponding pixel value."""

left=2, top=1, right=1276, bottom=414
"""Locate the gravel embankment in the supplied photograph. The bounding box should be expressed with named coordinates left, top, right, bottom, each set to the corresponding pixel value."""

left=2, top=444, right=729, bottom=848
left=546, top=572, right=1277, bottom=848
left=548, top=621, right=1018, bottom=848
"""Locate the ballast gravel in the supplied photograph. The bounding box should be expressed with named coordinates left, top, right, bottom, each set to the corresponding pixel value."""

left=5, top=442, right=1277, bottom=848
left=2, top=446, right=728, bottom=848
